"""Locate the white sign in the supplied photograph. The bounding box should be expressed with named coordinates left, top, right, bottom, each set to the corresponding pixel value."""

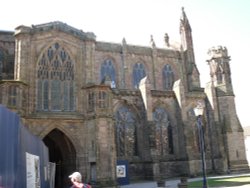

left=26, top=152, right=41, bottom=188
left=116, top=165, right=126, bottom=178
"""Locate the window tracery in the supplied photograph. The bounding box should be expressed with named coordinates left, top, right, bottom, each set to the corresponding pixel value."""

left=115, top=106, right=137, bottom=157
left=37, top=43, right=75, bottom=111
left=153, top=107, right=174, bottom=155
left=133, top=62, right=146, bottom=89
left=162, top=64, right=174, bottom=90
left=100, top=59, right=116, bottom=87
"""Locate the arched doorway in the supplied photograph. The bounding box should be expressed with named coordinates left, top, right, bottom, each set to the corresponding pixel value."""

left=43, top=129, right=76, bottom=188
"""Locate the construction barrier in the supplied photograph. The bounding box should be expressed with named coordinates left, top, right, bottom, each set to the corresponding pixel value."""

left=0, top=105, right=51, bottom=188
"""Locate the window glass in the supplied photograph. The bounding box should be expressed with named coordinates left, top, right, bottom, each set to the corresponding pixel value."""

left=115, top=106, right=137, bottom=157
left=153, top=107, right=174, bottom=155
left=100, top=59, right=116, bottom=87
left=162, top=64, right=174, bottom=90
left=37, top=43, right=75, bottom=111
left=133, top=63, right=146, bottom=89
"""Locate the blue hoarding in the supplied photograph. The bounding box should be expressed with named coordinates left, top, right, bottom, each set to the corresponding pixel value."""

left=0, top=105, right=50, bottom=188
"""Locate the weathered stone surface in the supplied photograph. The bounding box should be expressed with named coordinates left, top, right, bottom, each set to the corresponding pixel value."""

left=0, top=8, right=248, bottom=188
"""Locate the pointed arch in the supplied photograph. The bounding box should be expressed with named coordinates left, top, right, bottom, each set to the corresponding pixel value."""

left=100, top=58, right=116, bottom=87
left=36, top=42, right=75, bottom=112
left=43, top=128, right=76, bottom=157
left=153, top=107, right=174, bottom=155
left=115, top=105, right=138, bottom=157
left=162, top=64, right=174, bottom=90
left=132, top=62, right=146, bottom=89
left=43, top=128, right=76, bottom=188
left=39, top=123, right=79, bottom=152
left=216, top=66, right=223, bottom=84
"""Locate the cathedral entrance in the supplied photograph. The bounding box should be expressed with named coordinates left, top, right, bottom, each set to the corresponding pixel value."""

left=43, top=129, right=76, bottom=188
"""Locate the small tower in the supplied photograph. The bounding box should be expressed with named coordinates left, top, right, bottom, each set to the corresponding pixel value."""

left=207, top=46, right=233, bottom=94
left=206, top=46, right=249, bottom=173
left=179, top=7, right=200, bottom=90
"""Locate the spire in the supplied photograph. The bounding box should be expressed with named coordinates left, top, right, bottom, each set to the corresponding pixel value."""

left=179, top=7, right=200, bottom=90
left=179, top=7, right=194, bottom=50
left=180, top=7, right=192, bottom=32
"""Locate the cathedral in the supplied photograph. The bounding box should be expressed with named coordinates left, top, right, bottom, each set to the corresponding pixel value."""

left=0, top=8, right=248, bottom=188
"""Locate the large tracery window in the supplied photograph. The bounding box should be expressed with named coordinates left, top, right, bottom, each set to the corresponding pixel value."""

left=162, top=64, right=174, bottom=90
left=115, top=106, right=137, bottom=157
left=37, top=43, right=75, bottom=111
left=153, top=107, right=174, bottom=155
left=133, top=62, right=146, bottom=89
left=100, top=59, right=116, bottom=88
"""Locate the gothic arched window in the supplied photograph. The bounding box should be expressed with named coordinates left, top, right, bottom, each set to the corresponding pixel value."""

left=153, top=107, right=174, bottom=155
left=162, top=64, right=174, bottom=90
left=37, top=43, right=75, bottom=111
left=133, top=62, right=146, bottom=89
left=216, top=67, right=223, bottom=84
left=115, top=106, right=137, bottom=157
left=100, top=59, right=116, bottom=88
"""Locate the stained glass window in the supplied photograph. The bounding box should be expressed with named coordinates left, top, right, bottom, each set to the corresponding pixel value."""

left=115, top=106, right=137, bottom=157
left=133, top=63, right=146, bottom=89
left=153, top=107, right=174, bottom=155
left=162, top=64, right=174, bottom=90
left=37, top=43, right=75, bottom=111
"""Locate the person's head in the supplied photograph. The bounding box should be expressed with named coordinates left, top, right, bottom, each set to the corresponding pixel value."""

left=69, top=172, right=82, bottom=183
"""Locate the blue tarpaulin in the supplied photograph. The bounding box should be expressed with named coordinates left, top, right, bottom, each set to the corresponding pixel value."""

left=0, top=105, right=50, bottom=188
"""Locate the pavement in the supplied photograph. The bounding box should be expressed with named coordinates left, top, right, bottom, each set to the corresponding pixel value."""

left=120, top=173, right=250, bottom=188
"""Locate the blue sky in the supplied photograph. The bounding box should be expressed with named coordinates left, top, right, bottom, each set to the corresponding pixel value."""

left=1, top=0, right=250, bottom=126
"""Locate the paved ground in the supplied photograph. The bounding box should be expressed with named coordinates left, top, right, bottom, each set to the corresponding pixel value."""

left=120, top=173, right=250, bottom=188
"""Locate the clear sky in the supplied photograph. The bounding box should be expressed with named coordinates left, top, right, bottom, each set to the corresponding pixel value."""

left=1, top=0, right=250, bottom=126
